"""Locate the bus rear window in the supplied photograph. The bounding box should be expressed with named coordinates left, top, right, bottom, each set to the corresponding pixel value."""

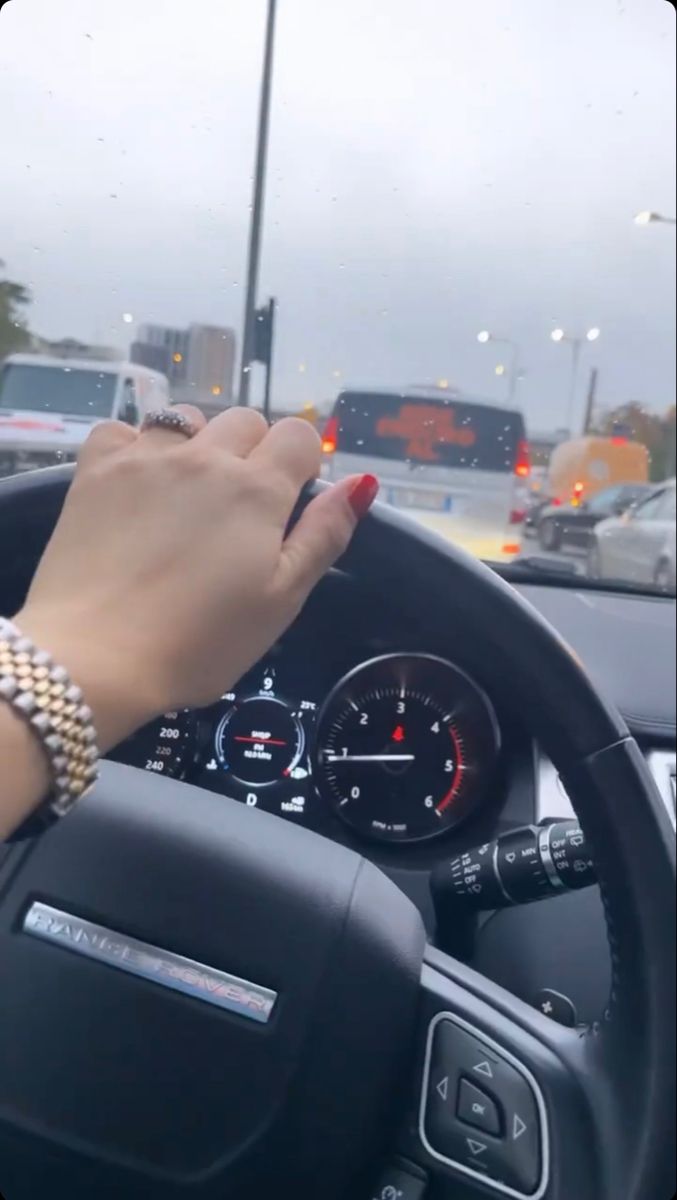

left=328, top=392, right=526, bottom=472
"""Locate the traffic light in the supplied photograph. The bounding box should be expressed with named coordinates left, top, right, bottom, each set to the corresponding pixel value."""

left=253, top=300, right=275, bottom=366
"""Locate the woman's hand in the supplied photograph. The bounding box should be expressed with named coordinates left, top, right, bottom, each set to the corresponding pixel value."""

left=15, top=406, right=378, bottom=752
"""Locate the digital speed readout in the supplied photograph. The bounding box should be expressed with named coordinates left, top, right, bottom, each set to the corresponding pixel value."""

left=195, top=664, right=319, bottom=821
left=215, top=696, right=305, bottom=786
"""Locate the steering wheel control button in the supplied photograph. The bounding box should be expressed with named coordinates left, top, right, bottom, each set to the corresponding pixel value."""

left=372, top=1160, right=427, bottom=1199
left=532, top=987, right=578, bottom=1028
left=458, top=1077, right=502, bottom=1135
left=421, top=1014, right=547, bottom=1198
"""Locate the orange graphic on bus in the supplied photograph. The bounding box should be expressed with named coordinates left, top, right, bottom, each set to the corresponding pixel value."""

left=375, top=404, right=477, bottom=461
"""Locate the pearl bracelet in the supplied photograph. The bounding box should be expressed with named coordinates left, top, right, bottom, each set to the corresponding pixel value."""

left=0, top=616, right=99, bottom=822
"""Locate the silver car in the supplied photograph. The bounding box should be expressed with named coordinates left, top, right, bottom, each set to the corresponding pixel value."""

left=588, top=480, right=676, bottom=592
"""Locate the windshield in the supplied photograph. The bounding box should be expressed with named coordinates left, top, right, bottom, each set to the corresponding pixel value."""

left=0, top=0, right=674, bottom=593
left=586, top=485, right=651, bottom=515
left=0, top=363, right=117, bottom=419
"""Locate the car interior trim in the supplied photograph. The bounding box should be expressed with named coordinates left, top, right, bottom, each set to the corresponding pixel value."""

left=418, top=1010, right=550, bottom=1200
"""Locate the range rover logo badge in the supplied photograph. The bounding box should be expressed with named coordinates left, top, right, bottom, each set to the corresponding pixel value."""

left=23, top=901, right=277, bottom=1024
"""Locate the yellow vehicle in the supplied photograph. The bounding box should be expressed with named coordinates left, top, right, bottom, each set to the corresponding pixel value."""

left=547, top=436, right=650, bottom=507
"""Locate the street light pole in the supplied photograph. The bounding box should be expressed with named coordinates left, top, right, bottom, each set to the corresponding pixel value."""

left=566, top=338, right=582, bottom=436
left=477, top=331, right=523, bottom=405
left=238, top=0, right=278, bottom=407
left=507, top=342, right=520, bottom=406
left=551, top=327, right=600, bottom=437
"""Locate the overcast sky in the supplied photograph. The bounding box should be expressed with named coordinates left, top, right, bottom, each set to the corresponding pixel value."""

left=0, top=0, right=674, bottom=431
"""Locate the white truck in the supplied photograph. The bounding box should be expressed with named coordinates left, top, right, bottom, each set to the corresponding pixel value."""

left=0, top=354, right=170, bottom=477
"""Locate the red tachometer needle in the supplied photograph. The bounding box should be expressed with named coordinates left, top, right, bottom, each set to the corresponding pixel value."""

left=234, top=735, right=287, bottom=745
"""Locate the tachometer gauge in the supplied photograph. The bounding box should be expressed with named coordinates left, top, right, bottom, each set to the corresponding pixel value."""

left=314, top=654, right=500, bottom=844
left=108, top=709, right=196, bottom=780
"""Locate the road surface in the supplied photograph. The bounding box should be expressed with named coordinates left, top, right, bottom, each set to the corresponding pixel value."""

left=518, top=534, right=587, bottom=577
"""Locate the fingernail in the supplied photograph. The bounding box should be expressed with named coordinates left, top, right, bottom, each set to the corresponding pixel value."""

left=348, top=473, right=379, bottom=518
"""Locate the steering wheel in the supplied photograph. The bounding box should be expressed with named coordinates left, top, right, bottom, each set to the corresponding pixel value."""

left=0, top=466, right=674, bottom=1200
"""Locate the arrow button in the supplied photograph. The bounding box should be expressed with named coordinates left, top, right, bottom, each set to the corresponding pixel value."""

left=466, top=1137, right=488, bottom=1157
left=513, top=1113, right=528, bottom=1140
left=435, top=1076, right=449, bottom=1102
left=473, top=1060, right=494, bottom=1079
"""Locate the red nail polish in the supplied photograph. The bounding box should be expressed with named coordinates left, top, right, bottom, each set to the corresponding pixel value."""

left=348, top=473, right=379, bottom=518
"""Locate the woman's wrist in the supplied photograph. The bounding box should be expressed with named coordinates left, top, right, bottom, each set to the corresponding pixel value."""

left=12, top=606, right=162, bottom=754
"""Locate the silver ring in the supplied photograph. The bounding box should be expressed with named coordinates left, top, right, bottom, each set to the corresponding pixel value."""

left=140, top=409, right=198, bottom=439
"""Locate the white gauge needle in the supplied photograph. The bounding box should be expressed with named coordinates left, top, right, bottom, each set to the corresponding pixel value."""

left=325, top=754, right=415, bottom=763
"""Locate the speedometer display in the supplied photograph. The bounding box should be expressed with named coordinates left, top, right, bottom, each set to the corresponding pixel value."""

left=108, top=709, right=196, bottom=780
left=215, top=696, right=305, bottom=786
left=314, top=654, right=500, bottom=843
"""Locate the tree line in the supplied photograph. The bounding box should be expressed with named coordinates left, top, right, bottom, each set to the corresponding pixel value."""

left=0, top=260, right=31, bottom=361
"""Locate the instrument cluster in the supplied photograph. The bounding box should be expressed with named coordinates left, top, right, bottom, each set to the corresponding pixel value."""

left=108, top=642, right=502, bottom=849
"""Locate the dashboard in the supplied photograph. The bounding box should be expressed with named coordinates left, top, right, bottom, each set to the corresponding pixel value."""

left=101, top=571, right=675, bottom=1024
left=2, top=506, right=675, bottom=1023
left=105, top=573, right=676, bottom=880
left=108, top=583, right=516, bottom=863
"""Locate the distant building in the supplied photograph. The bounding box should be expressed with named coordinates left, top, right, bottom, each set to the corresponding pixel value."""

left=182, top=324, right=237, bottom=413
left=129, top=339, right=172, bottom=377
left=136, top=324, right=189, bottom=386
left=29, top=335, right=123, bottom=362
left=132, top=322, right=236, bottom=414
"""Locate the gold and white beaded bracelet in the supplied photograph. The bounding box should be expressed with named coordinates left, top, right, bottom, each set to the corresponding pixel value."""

left=0, top=616, right=99, bottom=824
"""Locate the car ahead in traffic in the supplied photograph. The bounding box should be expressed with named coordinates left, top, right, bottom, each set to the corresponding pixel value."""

left=321, top=388, right=530, bottom=561
left=537, top=482, right=654, bottom=552
left=588, top=479, right=676, bottom=592
left=0, top=354, right=170, bottom=478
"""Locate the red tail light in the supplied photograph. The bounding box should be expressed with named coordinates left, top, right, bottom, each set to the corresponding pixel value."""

left=509, top=508, right=526, bottom=525
left=514, top=439, right=531, bottom=479
left=321, top=415, right=338, bottom=454
left=551, top=497, right=562, bottom=507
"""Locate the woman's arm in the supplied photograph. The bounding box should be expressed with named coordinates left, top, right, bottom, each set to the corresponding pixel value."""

left=0, top=704, right=52, bottom=838
left=0, top=405, right=377, bottom=840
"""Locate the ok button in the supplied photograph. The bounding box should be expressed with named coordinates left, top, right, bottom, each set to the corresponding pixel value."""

left=457, top=1078, right=502, bottom=1136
